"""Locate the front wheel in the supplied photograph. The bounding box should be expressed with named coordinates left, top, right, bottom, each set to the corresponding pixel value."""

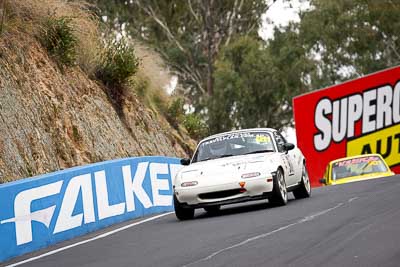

left=293, top=164, right=311, bottom=199
left=268, top=168, right=287, bottom=206
left=174, top=195, right=194, bottom=220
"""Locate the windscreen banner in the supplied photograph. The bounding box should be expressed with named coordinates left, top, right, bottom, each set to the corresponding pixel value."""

left=293, top=66, right=400, bottom=186
left=0, top=156, right=182, bottom=262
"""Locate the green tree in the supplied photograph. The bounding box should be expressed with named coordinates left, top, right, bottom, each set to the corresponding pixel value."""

left=298, top=0, right=400, bottom=88
left=92, top=0, right=271, bottom=110
left=209, top=33, right=314, bottom=133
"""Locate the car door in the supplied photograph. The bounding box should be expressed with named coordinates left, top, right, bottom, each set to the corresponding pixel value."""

left=273, top=131, right=299, bottom=186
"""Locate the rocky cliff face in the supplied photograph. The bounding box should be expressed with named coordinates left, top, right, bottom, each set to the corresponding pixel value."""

left=0, top=32, right=195, bottom=183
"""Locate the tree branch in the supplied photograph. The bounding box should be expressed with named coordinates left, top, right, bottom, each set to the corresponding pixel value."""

left=134, top=0, right=186, bottom=53
left=225, top=0, right=243, bottom=46
left=167, top=59, right=206, bottom=95
left=187, top=0, right=200, bottom=23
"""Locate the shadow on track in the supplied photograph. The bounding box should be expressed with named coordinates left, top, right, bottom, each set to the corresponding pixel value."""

left=194, top=199, right=296, bottom=220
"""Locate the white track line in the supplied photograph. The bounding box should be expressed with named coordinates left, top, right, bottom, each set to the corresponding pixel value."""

left=5, top=212, right=174, bottom=267
left=183, top=203, right=345, bottom=267
left=348, top=197, right=359, bottom=203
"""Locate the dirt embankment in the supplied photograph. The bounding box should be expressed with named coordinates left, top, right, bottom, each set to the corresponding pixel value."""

left=0, top=30, right=195, bottom=183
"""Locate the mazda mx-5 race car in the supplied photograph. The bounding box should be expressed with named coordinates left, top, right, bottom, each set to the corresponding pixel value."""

left=320, top=154, right=394, bottom=186
left=173, top=128, right=311, bottom=220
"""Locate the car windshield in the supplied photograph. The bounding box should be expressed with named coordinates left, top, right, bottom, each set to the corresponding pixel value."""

left=332, top=156, right=389, bottom=180
left=192, top=131, right=275, bottom=163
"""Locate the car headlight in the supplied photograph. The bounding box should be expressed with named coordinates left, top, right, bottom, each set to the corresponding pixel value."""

left=241, top=172, right=261, bottom=179
left=181, top=181, right=198, bottom=187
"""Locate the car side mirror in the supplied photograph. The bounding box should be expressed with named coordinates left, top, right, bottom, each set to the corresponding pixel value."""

left=180, top=158, right=191, bottom=166
left=319, top=178, right=327, bottom=185
left=283, top=143, right=295, bottom=152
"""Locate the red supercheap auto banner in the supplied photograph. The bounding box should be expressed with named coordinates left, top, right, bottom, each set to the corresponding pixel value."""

left=293, top=66, right=400, bottom=187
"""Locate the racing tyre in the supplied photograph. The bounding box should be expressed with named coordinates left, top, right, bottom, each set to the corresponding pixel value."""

left=293, top=164, right=311, bottom=199
left=269, top=168, right=288, bottom=206
left=204, top=205, right=221, bottom=214
left=174, top=195, right=194, bottom=220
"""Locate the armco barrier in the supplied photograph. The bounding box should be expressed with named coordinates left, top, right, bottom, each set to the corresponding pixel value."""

left=0, top=156, right=182, bottom=262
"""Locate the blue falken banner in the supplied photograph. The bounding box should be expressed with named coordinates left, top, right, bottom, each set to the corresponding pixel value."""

left=0, top=156, right=182, bottom=262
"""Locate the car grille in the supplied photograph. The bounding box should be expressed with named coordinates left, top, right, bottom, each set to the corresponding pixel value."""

left=198, top=189, right=243, bottom=200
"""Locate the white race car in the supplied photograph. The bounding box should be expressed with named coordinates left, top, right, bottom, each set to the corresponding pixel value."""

left=173, top=128, right=311, bottom=220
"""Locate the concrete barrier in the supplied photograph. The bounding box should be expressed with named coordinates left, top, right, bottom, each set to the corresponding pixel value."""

left=0, top=156, right=182, bottom=262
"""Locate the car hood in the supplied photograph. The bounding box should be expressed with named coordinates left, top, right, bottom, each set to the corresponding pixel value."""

left=191, top=153, right=275, bottom=169
left=331, top=171, right=394, bottom=185
left=176, top=153, right=276, bottom=186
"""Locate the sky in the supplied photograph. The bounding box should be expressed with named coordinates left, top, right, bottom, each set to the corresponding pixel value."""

left=260, top=0, right=311, bottom=40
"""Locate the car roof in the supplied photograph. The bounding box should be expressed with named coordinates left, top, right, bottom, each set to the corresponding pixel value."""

left=200, top=128, right=277, bottom=142
left=329, top=153, right=384, bottom=165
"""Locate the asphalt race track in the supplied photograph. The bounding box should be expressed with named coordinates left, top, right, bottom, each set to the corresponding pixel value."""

left=4, top=175, right=400, bottom=267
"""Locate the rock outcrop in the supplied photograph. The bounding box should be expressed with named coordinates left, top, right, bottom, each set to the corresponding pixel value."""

left=0, top=32, right=195, bottom=183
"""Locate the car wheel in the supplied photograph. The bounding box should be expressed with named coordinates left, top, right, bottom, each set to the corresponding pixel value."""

left=204, top=205, right=221, bottom=214
left=293, top=164, right=311, bottom=199
left=174, top=195, right=194, bottom=220
left=269, top=168, right=288, bottom=206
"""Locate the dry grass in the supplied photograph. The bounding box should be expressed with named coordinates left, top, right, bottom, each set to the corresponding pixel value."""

left=134, top=43, right=173, bottom=96
left=132, top=42, right=172, bottom=114
left=3, top=0, right=101, bottom=74
left=2, top=0, right=173, bottom=103
left=1, top=0, right=181, bottom=130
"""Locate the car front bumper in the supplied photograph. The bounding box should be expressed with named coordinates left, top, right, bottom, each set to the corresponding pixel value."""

left=174, top=176, right=274, bottom=207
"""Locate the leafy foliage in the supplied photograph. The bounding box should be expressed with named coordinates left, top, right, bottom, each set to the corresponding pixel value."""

left=209, top=35, right=313, bottom=133
left=298, top=0, right=400, bottom=88
left=91, top=0, right=400, bottom=135
left=183, top=113, right=209, bottom=140
left=92, top=0, right=269, bottom=106
left=166, top=97, right=185, bottom=129
left=39, top=16, right=77, bottom=67
left=96, top=38, right=140, bottom=87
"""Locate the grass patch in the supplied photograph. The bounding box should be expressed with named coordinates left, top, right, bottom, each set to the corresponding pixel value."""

left=165, top=97, right=185, bottom=129
left=183, top=113, right=209, bottom=140
left=96, top=38, right=140, bottom=87
left=151, top=91, right=167, bottom=112
left=39, top=16, right=77, bottom=67
left=130, top=71, right=169, bottom=117
left=4, top=0, right=101, bottom=74
left=133, top=75, right=149, bottom=99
